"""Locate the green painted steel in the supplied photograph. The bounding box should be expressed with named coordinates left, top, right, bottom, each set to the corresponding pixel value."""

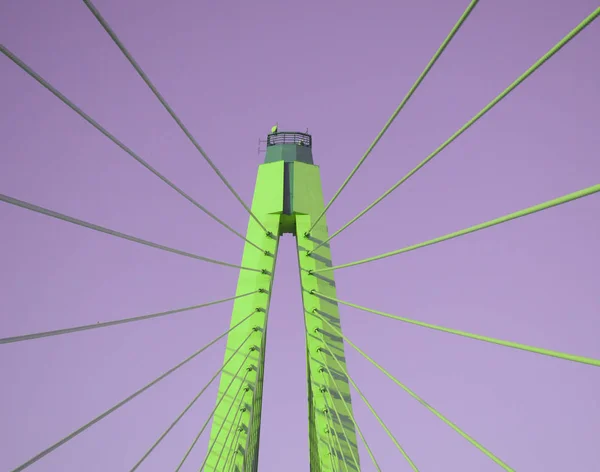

left=294, top=161, right=360, bottom=471
left=206, top=133, right=360, bottom=470
left=204, top=161, right=282, bottom=471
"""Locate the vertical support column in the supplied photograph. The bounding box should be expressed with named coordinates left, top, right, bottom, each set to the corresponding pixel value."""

left=205, top=162, right=284, bottom=471
left=293, top=162, right=361, bottom=471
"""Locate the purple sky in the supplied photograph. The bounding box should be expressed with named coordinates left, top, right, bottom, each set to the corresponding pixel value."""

left=1, top=0, right=599, bottom=470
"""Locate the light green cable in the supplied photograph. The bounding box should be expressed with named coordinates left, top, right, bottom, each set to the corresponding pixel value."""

left=320, top=389, right=342, bottom=472
left=313, top=183, right=600, bottom=272
left=309, top=7, right=600, bottom=252
left=241, top=305, right=270, bottom=469
left=129, top=331, right=254, bottom=471
left=175, top=353, right=253, bottom=471
left=223, top=425, right=242, bottom=472
left=0, top=45, right=267, bottom=253
left=312, top=292, right=600, bottom=367
left=82, top=0, right=271, bottom=237
left=213, top=397, right=247, bottom=471
left=317, top=335, right=417, bottom=471
left=317, top=349, right=381, bottom=471
left=318, top=371, right=361, bottom=471
left=327, top=434, right=340, bottom=472
left=11, top=310, right=258, bottom=472
left=0, top=193, right=263, bottom=272
left=198, top=372, right=251, bottom=470
left=306, top=0, right=481, bottom=234
left=321, top=391, right=349, bottom=472
left=1, top=291, right=258, bottom=345
left=313, top=311, right=515, bottom=471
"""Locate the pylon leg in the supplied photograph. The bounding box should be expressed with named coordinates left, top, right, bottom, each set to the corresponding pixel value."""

left=205, top=161, right=283, bottom=471
left=294, top=162, right=361, bottom=472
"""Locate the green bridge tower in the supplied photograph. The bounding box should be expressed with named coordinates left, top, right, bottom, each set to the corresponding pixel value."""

left=204, top=130, right=361, bottom=471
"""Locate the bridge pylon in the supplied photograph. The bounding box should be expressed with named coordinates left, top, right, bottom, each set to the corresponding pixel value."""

left=205, top=130, right=361, bottom=471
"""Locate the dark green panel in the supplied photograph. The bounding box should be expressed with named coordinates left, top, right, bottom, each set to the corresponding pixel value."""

left=264, top=143, right=314, bottom=165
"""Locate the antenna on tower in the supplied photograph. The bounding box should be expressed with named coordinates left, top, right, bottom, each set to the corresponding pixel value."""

left=257, top=137, right=267, bottom=155
left=259, top=122, right=278, bottom=154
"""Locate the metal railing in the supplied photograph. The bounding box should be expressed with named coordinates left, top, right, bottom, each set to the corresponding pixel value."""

left=266, top=132, right=312, bottom=148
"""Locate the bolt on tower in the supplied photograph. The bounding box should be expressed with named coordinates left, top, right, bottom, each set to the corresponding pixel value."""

left=205, top=130, right=361, bottom=471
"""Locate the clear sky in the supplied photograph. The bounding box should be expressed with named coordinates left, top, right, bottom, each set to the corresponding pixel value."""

left=1, top=0, right=599, bottom=470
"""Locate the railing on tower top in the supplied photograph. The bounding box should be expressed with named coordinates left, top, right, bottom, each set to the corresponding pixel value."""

left=267, top=131, right=312, bottom=148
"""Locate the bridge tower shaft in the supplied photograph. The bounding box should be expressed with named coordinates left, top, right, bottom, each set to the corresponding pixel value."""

left=205, top=131, right=360, bottom=471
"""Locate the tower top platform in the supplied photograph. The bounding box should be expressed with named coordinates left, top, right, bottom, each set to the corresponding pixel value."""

left=264, top=131, right=314, bottom=165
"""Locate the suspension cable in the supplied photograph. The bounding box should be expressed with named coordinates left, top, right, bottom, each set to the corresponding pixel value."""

left=316, top=350, right=381, bottom=471
left=82, top=0, right=271, bottom=237
left=175, top=350, right=253, bottom=471
left=222, top=422, right=243, bottom=472
left=129, top=331, right=254, bottom=471
left=312, top=292, right=600, bottom=367
left=0, top=291, right=258, bottom=345
left=306, top=0, right=480, bottom=235
left=326, top=438, right=339, bottom=472
left=318, top=368, right=360, bottom=471
left=213, top=395, right=247, bottom=470
left=10, top=310, right=258, bottom=472
left=322, top=406, right=341, bottom=472
left=308, top=7, right=600, bottom=252
left=199, top=371, right=252, bottom=470
left=0, top=45, right=266, bottom=253
left=241, top=302, right=270, bottom=469
left=317, top=336, right=416, bottom=471
left=312, top=311, right=514, bottom=471
left=0, top=193, right=262, bottom=272
left=320, top=387, right=349, bottom=472
left=312, top=183, right=600, bottom=272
